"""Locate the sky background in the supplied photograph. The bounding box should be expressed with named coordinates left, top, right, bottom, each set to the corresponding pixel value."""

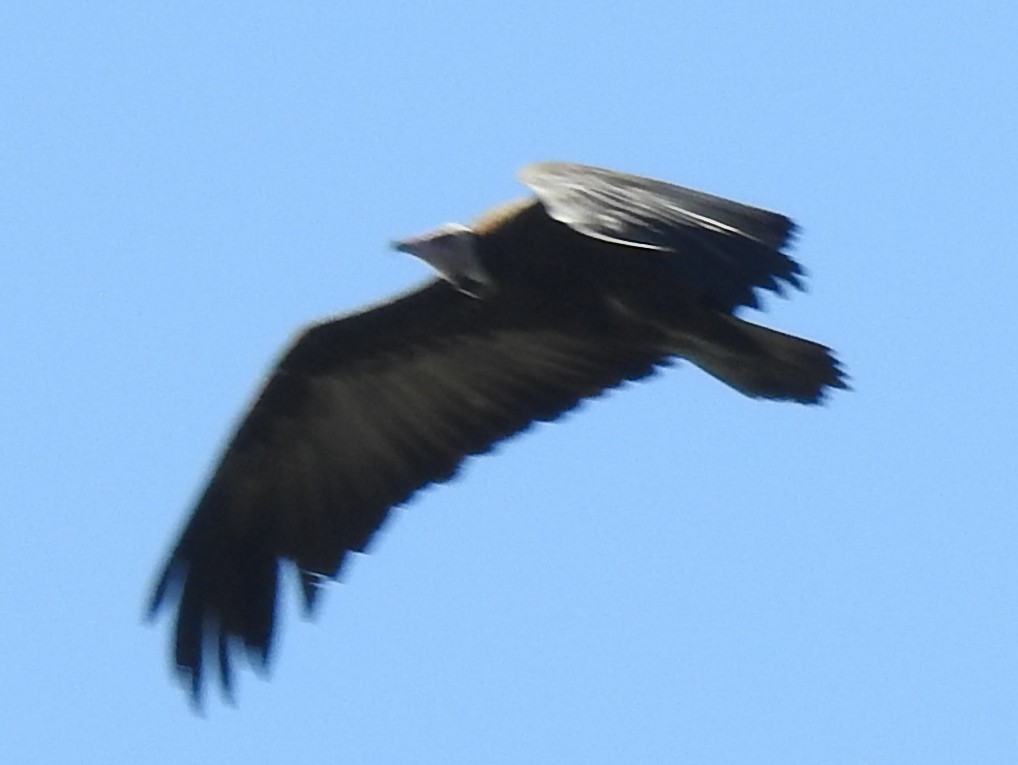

left=4, top=2, right=1017, bottom=763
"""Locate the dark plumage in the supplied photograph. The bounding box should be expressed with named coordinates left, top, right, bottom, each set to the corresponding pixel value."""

left=149, top=162, right=847, bottom=703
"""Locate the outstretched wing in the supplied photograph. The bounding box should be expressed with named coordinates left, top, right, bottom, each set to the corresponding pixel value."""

left=519, top=162, right=804, bottom=311
left=149, top=278, right=668, bottom=702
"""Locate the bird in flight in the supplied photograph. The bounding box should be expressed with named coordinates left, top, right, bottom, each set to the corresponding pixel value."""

left=149, top=162, right=847, bottom=704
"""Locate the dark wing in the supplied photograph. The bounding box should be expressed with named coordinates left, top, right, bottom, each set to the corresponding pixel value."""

left=149, top=278, right=667, bottom=702
left=519, top=162, right=803, bottom=311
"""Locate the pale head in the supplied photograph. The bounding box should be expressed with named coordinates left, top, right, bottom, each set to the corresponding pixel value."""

left=391, top=223, right=495, bottom=298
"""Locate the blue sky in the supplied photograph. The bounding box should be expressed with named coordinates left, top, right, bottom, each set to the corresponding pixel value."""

left=4, top=2, right=1017, bottom=762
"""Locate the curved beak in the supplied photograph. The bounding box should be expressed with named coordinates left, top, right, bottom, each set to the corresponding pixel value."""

left=389, top=238, right=412, bottom=254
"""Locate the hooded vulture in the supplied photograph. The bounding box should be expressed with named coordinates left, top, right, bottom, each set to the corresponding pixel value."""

left=149, top=161, right=847, bottom=703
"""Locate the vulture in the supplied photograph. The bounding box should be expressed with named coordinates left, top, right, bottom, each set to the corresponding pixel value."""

left=149, top=161, right=847, bottom=703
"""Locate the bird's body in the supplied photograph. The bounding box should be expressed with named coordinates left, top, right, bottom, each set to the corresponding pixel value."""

left=150, top=162, right=847, bottom=702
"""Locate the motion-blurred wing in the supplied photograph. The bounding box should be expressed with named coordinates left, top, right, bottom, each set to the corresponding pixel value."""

left=149, top=278, right=665, bottom=702
left=520, top=161, right=804, bottom=311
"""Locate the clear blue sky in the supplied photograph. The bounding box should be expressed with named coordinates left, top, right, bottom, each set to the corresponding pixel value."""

left=4, top=2, right=1017, bottom=763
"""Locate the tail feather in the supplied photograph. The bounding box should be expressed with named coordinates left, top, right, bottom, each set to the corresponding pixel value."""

left=672, top=314, right=848, bottom=404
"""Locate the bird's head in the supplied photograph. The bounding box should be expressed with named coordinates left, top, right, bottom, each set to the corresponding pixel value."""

left=391, top=223, right=495, bottom=298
